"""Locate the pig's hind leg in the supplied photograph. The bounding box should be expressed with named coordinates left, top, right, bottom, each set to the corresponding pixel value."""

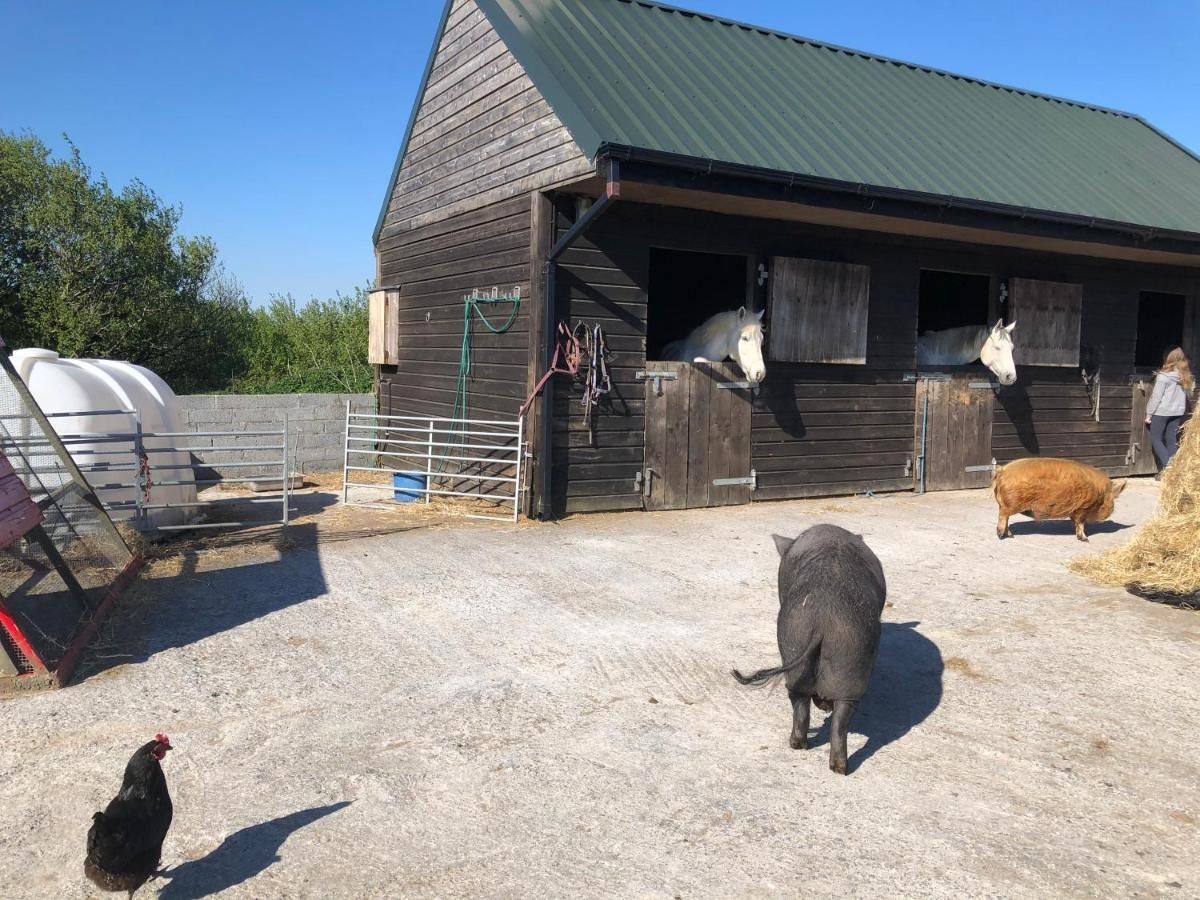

left=788, top=686, right=811, bottom=750
left=829, top=700, right=856, bottom=775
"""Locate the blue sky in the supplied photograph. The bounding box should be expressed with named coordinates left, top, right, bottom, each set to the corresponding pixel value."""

left=2, top=0, right=1197, bottom=305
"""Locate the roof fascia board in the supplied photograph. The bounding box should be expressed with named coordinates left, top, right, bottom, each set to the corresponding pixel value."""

left=601, top=145, right=1200, bottom=255
left=372, top=0, right=457, bottom=246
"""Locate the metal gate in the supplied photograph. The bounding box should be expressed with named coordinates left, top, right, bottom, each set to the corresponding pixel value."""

left=914, top=375, right=995, bottom=492
left=342, top=408, right=524, bottom=522
left=640, top=361, right=754, bottom=510
left=3, top=408, right=292, bottom=533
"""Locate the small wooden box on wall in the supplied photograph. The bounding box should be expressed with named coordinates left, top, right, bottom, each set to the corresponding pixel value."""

left=368, top=287, right=400, bottom=366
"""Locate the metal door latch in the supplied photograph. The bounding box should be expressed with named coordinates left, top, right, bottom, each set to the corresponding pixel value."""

left=640, top=467, right=656, bottom=498
left=712, top=469, right=757, bottom=488
left=635, top=370, right=678, bottom=396
left=964, top=457, right=998, bottom=473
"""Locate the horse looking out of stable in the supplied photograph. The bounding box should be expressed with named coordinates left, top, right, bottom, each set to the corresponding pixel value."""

left=916, top=318, right=1017, bottom=386
left=659, top=307, right=766, bottom=384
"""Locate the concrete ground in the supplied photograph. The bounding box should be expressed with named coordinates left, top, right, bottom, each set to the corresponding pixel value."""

left=1, top=480, right=1197, bottom=899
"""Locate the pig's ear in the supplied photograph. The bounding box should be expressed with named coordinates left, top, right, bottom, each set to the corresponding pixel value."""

left=771, top=534, right=793, bottom=557
left=1112, top=479, right=1127, bottom=497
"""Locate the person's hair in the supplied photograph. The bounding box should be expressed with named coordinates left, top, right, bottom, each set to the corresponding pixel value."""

left=1161, top=346, right=1194, bottom=392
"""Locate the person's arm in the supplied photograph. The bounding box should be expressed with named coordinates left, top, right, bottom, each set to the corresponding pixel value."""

left=1145, top=374, right=1166, bottom=421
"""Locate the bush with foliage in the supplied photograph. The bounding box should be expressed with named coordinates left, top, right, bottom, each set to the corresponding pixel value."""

left=234, top=291, right=371, bottom=394
left=1, top=131, right=372, bottom=395
left=0, top=131, right=251, bottom=392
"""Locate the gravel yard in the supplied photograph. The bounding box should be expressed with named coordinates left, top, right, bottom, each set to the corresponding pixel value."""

left=1, top=479, right=1196, bottom=899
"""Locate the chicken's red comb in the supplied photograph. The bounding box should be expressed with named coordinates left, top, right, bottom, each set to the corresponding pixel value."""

left=154, top=733, right=171, bottom=747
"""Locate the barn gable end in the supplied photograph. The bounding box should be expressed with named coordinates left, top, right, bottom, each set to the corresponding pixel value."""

left=374, top=0, right=592, bottom=244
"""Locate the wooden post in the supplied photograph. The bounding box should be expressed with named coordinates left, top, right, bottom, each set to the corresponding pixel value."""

left=525, top=192, right=553, bottom=517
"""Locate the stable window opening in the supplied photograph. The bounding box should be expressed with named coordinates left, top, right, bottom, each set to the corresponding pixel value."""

left=917, top=270, right=992, bottom=336
left=1135, top=291, right=1186, bottom=368
left=647, top=248, right=749, bottom=361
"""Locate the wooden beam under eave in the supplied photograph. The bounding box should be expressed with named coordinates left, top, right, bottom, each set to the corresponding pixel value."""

left=616, top=181, right=1200, bottom=269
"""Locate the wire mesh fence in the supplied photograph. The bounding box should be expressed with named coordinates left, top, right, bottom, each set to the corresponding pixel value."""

left=0, top=345, right=137, bottom=685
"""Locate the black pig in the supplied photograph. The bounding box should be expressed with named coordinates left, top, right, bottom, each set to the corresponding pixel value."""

left=733, top=524, right=886, bottom=774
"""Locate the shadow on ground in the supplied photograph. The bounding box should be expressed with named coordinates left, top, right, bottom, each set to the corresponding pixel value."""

left=809, top=620, right=943, bottom=773
left=158, top=802, right=352, bottom=900
left=1006, top=519, right=1133, bottom=538
left=75, top=524, right=329, bottom=681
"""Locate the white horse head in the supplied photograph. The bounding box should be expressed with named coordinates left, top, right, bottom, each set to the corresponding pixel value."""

left=980, top=318, right=1017, bottom=386
left=660, top=306, right=767, bottom=384
left=732, top=307, right=766, bottom=384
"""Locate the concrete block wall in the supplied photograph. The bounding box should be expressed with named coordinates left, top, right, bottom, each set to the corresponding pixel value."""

left=175, top=393, right=374, bottom=476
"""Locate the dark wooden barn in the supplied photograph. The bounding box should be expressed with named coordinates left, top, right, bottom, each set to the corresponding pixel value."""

left=371, top=0, right=1200, bottom=518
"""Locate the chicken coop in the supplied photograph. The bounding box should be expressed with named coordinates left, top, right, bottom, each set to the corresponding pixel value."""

left=369, top=0, right=1200, bottom=519
left=0, top=340, right=142, bottom=691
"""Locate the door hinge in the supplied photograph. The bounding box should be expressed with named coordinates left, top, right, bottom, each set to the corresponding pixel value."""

left=712, top=468, right=756, bottom=488
left=903, top=457, right=912, bottom=478
left=968, top=381, right=995, bottom=389
left=716, top=381, right=754, bottom=390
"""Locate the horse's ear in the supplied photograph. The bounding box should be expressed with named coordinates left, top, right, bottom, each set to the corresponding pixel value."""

left=992, top=318, right=1005, bottom=332
left=737, top=306, right=747, bottom=321
left=1005, top=320, right=1016, bottom=334
left=756, top=309, right=765, bottom=321
left=771, top=534, right=793, bottom=557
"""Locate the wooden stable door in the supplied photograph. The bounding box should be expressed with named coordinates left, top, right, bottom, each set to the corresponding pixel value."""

left=1127, top=377, right=1159, bottom=475
left=642, top=362, right=754, bottom=510
left=914, top=376, right=995, bottom=491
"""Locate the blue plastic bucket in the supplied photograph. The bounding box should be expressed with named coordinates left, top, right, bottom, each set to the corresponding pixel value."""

left=392, top=472, right=427, bottom=503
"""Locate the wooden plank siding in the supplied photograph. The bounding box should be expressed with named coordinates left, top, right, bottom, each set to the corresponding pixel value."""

left=546, top=199, right=1200, bottom=512
left=377, top=0, right=591, bottom=238
left=378, top=194, right=532, bottom=423
left=768, top=257, right=871, bottom=364
left=550, top=201, right=648, bottom=514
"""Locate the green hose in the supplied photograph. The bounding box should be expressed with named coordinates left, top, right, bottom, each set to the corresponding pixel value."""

left=442, top=292, right=520, bottom=472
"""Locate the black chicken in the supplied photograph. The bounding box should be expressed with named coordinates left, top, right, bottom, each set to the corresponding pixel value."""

left=84, top=734, right=174, bottom=898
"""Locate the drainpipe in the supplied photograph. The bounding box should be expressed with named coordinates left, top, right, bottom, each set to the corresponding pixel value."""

left=535, top=157, right=621, bottom=518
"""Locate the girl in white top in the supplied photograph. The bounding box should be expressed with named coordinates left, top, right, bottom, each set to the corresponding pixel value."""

left=1145, top=346, right=1194, bottom=475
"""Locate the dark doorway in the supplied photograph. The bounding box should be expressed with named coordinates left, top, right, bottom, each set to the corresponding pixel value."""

left=1135, top=291, right=1186, bottom=368
left=918, top=270, right=991, bottom=334
left=647, top=248, right=748, bottom=359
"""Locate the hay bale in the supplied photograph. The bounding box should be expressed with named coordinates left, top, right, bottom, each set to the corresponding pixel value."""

left=1070, top=418, right=1198, bottom=604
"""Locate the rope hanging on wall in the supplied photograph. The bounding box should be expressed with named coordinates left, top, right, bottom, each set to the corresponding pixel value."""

left=519, top=321, right=582, bottom=418
left=1081, top=364, right=1101, bottom=423
left=443, top=288, right=521, bottom=472
left=578, top=323, right=612, bottom=446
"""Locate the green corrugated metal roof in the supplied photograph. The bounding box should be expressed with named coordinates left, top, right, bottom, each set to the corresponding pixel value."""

left=477, top=0, right=1200, bottom=236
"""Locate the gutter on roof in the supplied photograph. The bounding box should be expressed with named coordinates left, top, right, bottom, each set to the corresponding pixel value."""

left=598, top=143, right=1200, bottom=248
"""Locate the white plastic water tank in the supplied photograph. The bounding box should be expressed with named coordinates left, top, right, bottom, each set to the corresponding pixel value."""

left=10, top=349, right=196, bottom=530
